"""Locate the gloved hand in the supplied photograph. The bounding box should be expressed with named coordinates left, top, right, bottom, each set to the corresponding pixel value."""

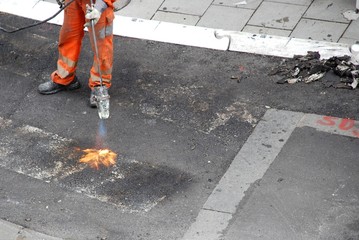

left=84, top=4, right=102, bottom=28
left=56, top=0, right=65, bottom=8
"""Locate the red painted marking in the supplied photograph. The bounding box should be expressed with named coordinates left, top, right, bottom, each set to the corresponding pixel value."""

left=339, top=119, right=355, bottom=131
left=353, top=130, right=359, bottom=137
left=317, top=116, right=359, bottom=138
left=317, top=116, right=337, bottom=126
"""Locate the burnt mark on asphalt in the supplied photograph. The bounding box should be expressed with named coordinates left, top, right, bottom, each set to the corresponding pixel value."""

left=59, top=158, right=191, bottom=211
left=94, top=161, right=191, bottom=211
left=0, top=118, right=191, bottom=212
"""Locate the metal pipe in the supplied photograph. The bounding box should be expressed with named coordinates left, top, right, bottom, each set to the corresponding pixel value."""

left=89, top=0, right=103, bottom=87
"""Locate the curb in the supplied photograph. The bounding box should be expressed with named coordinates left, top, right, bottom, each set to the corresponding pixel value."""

left=0, top=0, right=352, bottom=59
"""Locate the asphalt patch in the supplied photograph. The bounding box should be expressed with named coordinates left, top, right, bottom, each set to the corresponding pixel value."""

left=0, top=117, right=191, bottom=212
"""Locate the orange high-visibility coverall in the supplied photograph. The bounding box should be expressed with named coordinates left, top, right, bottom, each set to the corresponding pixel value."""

left=52, top=0, right=115, bottom=89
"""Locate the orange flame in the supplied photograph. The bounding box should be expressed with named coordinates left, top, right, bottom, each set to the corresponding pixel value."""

left=79, top=148, right=117, bottom=170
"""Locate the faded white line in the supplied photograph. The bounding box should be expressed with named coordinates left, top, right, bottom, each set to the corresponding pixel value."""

left=0, top=219, right=62, bottom=240
left=182, top=109, right=305, bottom=240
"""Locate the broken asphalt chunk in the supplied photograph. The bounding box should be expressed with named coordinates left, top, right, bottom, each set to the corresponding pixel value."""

left=270, top=51, right=358, bottom=90
left=351, top=78, right=358, bottom=89
left=304, top=72, right=326, bottom=83
left=322, top=70, right=339, bottom=88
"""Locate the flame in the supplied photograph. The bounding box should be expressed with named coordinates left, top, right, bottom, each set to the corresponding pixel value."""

left=79, top=148, right=117, bottom=169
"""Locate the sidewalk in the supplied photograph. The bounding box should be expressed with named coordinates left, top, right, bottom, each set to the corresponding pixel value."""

left=116, top=0, right=359, bottom=45
left=4, top=0, right=358, bottom=58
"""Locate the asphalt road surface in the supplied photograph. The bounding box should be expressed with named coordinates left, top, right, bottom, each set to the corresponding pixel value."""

left=0, top=13, right=358, bottom=239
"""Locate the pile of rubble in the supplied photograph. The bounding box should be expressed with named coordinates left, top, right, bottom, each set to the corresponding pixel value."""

left=270, top=51, right=359, bottom=89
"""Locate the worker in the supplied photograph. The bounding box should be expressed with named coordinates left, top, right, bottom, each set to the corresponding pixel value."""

left=38, top=0, right=115, bottom=108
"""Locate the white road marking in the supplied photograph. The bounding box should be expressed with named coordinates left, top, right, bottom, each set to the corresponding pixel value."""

left=182, top=109, right=304, bottom=240
left=182, top=110, right=358, bottom=239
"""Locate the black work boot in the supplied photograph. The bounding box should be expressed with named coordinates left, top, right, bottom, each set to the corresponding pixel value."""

left=89, top=89, right=97, bottom=108
left=38, top=76, right=81, bottom=95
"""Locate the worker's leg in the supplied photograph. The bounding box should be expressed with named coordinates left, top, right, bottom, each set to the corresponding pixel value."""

left=83, top=3, right=114, bottom=89
left=38, top=0, right=85, bottom=94
left=52, top=0, right=86, bottom=85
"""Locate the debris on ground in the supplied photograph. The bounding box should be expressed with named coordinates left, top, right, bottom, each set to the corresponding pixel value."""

left=269, top=51, right=359, bottom=89
left=343, top=10, right=359, bottom=21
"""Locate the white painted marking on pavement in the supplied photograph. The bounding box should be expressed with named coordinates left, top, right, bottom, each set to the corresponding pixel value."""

left=0, top=219, right=62, bottom=240
left=182, top=209, right=233, bottom=240
left=182, top=109, right=305, bottom=240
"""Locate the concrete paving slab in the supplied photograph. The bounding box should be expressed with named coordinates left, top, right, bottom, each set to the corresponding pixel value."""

left=248, top=1, right=307, bottom=30
left=338, top=37, right=359, bottom=45
left=197, top=5, right=254, bottom=31
left=115, top=0, right=163, bottom=19
left=152, top=11, right=200, bottom=25
left=242, top=25, right=291, bottom=37
left=304, top=0, right=352, bottom=23
left=160, top=0, right=213, bottom=16
left=212, top=0, right=262, bottom=9
left=263, top=0, right=312, bottom=5
left=290, top=19, right=348, bottom=42
left=341, top=18, right=359, bottom=41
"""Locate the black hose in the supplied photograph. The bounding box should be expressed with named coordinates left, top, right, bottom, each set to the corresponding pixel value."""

left=0, top=0, right=75, bottom=33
